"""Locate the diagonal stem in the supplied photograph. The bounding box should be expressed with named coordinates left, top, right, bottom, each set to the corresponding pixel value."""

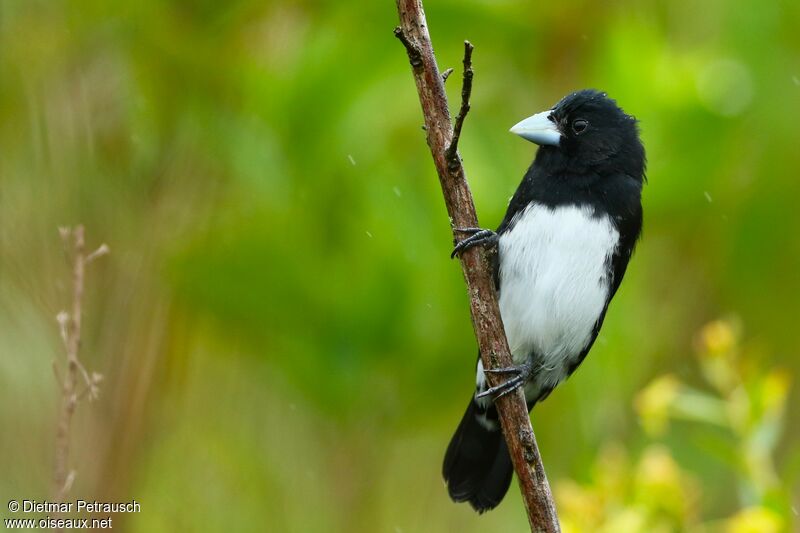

left=394, top=1, right=561, bottom=530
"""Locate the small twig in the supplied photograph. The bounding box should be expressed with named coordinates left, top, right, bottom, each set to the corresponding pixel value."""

left=56, top=311, right=70, bottom=350
left=393, top=27, right=423, bottom=70
left=446, top=41, right=474, bottom=168
left=52, top=225, right=107, bottom=516
left=75, top=375, right=102, bottom=402
left=441, top=67, right=454, bottom=83
left=75, top=358, right=92, bottom=389
left=86, top=243, right=109, bottom=263
left=61, top=470, right=76, bottom=497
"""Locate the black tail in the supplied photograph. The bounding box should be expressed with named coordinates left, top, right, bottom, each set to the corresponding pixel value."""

left=442, top=399, right=513, bottom=513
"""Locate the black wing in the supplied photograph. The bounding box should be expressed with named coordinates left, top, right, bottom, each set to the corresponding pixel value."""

left=566, top=174, right=643, bottom=376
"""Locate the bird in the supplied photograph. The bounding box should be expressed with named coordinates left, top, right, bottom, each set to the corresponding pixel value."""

left=442, top=89, right=646, bottom=513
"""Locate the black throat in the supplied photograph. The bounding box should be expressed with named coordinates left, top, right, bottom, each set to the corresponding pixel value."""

left=498, top=146, right=644, bottom=236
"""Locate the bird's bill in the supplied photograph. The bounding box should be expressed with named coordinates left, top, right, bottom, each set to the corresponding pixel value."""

left=509, top=110, right=561, bottom=146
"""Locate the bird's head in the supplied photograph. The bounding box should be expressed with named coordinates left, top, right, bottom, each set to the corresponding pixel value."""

left=510, top=89, right=645, bottom=179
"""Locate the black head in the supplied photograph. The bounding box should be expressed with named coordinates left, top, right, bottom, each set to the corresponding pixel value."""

left=511, top=89, right=645, bottom=180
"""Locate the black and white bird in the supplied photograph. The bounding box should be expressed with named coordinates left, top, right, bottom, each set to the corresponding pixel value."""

left=442, top=89, right=646, bottom=512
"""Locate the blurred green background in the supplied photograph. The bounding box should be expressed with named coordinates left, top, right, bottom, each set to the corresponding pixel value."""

left=1, top=0, right=799, bottom=531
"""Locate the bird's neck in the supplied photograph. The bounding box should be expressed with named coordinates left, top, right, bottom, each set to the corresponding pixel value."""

left=516, top=149, right=636, bottom=214
left=530, top=148, right=603, bottom=187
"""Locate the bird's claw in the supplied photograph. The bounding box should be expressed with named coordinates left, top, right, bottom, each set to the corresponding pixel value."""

left=476, top=362, right=534, bottom=402
left=451, top=228, right=498, bottom=259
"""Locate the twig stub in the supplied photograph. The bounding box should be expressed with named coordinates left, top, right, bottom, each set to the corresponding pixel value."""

left=441, top=68, right=454, bottom=83
left=446, top=41, right=474, bottom=171
left=394, top=27, right=423, bottom=70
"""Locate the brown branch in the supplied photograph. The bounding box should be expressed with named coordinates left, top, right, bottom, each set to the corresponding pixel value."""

left=394, top=2, right=560, bottom=531
left=52, top=226, right=107, bottom=510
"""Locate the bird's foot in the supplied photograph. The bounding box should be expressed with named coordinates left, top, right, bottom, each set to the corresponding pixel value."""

left=477, top=361, right=534, bottom=401
left=451, top=227, right=498, bottom=258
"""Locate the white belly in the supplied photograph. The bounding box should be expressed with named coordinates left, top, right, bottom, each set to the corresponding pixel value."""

left=497, top=203, right=619, bottom=391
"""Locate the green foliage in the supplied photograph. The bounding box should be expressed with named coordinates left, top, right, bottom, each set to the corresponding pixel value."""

left=559, top=318, right=793, bottom=532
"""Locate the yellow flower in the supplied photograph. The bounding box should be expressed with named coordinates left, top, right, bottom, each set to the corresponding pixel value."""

left=600, top=508, right=648, bottom=533
left=634, top=375, right=681, bottom=436
left=556, top=480, right=603, bottom=529
left=694, top=319, right=742, bottom=392
left=637, top=446, right=680, bottom=488
left=634, top=445, right=695, bottom=520
left=725, top=506, right=783, bottom=533
left=696, top=319, right=737, bottom=357
left=761, top=370, right=790, bottom=416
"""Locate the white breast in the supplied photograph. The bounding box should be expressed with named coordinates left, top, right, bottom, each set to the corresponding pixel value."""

left=497, top=203, right=619, bottom=393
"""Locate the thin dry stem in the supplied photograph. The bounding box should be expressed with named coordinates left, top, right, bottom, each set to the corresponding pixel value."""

left=52, top=225, right=106, bottom=511
left=445, top=41, right=474, bottom=168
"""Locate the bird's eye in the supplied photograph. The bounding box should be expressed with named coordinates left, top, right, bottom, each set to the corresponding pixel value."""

left=572, top=119, right=588, bottom=134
